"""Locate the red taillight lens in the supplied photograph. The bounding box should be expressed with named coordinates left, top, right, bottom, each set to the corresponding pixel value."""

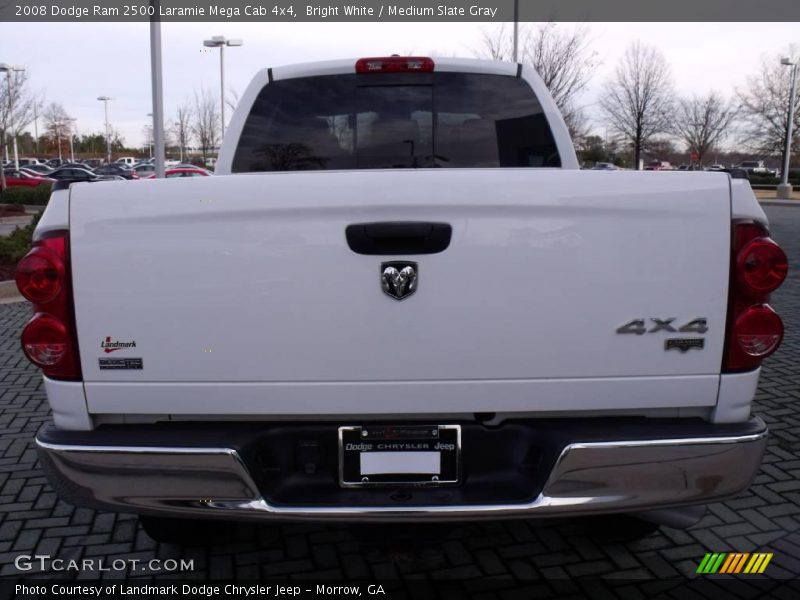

left=15, top=232, right=81, bottom=380
left=723, top=222, right=788, bottom=372
left=22, top=314, right=71, bottom=366
left=733, top=305, right=783, bottom=358
left=736, top=237, right=788, bottom=295
left=356, top=56, right=434, bottom=74
left=15, top=244, right=65, bottom=304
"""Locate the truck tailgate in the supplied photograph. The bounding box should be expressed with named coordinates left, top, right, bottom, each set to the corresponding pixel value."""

left=69, top=169, right=731, bottom=416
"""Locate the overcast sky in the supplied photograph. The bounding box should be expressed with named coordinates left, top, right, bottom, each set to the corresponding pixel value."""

left=1, top=21, right=798, bottom=148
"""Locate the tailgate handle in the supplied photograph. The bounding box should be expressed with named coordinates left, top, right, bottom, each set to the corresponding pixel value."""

left=346, top=222, right=452, bottom=255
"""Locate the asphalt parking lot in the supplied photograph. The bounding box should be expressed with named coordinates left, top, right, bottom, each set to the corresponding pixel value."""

left=1, top=205, right=799, bottom=590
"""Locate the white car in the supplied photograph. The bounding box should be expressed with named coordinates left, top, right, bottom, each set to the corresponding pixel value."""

left=738, top=160, right=776, bottom=176
left=115, top=157, right=138, bottom=166
left=18, top=57, right=786, bottom=543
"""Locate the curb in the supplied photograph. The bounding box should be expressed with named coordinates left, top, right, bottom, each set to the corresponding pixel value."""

left=0, top=280, right=23, bottom=303
left=759, top=200, right=800, bottom=207
left=0, top=215, right=33, bottom=225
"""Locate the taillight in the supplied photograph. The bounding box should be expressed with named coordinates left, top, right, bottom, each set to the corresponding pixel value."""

left=15, top=243, right=64, bottom=304
left=736, top=237, right=788, bottom=295
left=15, top=232, right=81, bottom=380
left=22, top=314, right=71, bottom=367
left=723, top=222, right=788, bottom=372
left=355, top=56, right=434, bottom=74
left=733, top=305, right=783, bottom=358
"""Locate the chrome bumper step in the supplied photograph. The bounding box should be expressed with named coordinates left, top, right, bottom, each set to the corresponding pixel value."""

left=35, top=417, right=767, bottom=521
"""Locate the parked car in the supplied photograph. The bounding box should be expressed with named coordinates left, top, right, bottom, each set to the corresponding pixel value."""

left=94, top=164, right=139, bottom=180
left=132, top=163, right=156, bottom=177
left=737, top=160, right=776, bottom=176
left=145, top=167, right=211, bottom=179
left=83, top=158, right=103, bottom=169
left=17, top=56, right=785, bottom=545
left=16, top=167, right=51, bottom=178
left=706, top=165, right=725, bottom=171
left=2, top=169, right=53, bottom=187
left=644, top=160, right=673, bottom=171
left=21, top=164, right=55, bottom=176
left=46, top=167, right=118, bottom=183
left=16, top=158, right=42, bottom=167
left=115, top=157, right=138, bottom=166
left=57, top=162, right=92, bottom=170
left=591, top=162, right=618, bottom=170
left=45, top=158, right=65, bottom=168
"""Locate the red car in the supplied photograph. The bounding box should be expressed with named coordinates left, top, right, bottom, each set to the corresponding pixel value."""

left=145, top=167, right=211, bottom=179
left=3, top=169, right=54, bottom=188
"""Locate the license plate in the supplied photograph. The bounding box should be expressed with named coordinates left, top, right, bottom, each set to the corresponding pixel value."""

left=338, top=425, right=461, bottom=487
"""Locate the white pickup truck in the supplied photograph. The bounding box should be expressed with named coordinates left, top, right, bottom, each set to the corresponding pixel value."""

left=16, top=57, right=788, bottom=542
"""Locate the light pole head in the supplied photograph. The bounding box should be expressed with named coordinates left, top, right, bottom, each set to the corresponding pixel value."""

left=0, top=63, right=25, bottom=73
left=97, top=96, right=112, bottom=102
left=781, top=57, right=797, bottom=66
left=204, top=36, right=226, bottom=47
left=204, top=36, right=242, bottom=48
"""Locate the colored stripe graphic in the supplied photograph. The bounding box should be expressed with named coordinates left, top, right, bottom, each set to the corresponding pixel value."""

left=728, top=553, right=749, bottom=573
left=720, top=553, right=736, bottom=573
left=698, top=552, right=773, bottom=574
left=696, top=553, right=714, bottom=573
left=697, top=553, right=727, bottom=574
left=744, top=553, right=773, bottom=574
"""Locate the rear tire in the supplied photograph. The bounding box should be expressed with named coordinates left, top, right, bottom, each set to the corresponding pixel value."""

left=582, top=514, right=661, bottom=542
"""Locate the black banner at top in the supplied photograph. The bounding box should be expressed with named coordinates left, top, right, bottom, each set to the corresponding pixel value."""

left=2, top=0, right=800, bottom=22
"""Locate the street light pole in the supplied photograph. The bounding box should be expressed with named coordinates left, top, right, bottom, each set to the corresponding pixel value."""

left=147, top=113, right=154, bottom=159
left=33, top=102, right=39, bottom=154
left=512, top=0, right=519, bottom=63
left=778, top=57, right=798, bottom=200
left=150, top=4, right=166, bottom=178
left=203, top=36, right=243, bottom=139
left=97, top=96, right=113, bottom=163
left=68, top=118, right=77, bottom=162
left=220, top=43, right=225, bottom=135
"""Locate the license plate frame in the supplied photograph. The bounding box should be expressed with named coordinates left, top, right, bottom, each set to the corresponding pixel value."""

left=338, top=424, right=461, bottom=488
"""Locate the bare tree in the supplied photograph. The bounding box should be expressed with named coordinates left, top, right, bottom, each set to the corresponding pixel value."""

left=672, top=92, right=738, bottom=164
left=42, top=102, right=72, bottom=160
left=169, top=101, right=192, bottom=162
left=0, top=69, right=37, bottom=191
left=192, top=88, right=220, bottom=162
left=599, top=41, right=674, bottom=169
left=225, top=89, right=240, bottom=114
left=737, top=51, right=800, bottom=165
left=563, top=105, right=592, bottom=153
left=477, top=23, right=598, bottom=141
left=108, top=127, right=126, bottom=153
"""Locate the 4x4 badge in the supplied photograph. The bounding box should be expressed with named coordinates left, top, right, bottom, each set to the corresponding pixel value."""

left=381, top=262, right=417, bottom=300
left=616, top=318, right=708, bottom=335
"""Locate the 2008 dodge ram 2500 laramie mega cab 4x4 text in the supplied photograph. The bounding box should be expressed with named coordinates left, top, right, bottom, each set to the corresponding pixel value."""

left=16, top=57, right=788, bottom=541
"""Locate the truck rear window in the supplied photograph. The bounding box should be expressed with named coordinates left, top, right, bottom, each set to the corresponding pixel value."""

left=232, top=72, right=561, bottom=172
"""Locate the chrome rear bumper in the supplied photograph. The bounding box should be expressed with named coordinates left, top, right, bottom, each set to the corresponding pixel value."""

left=35, top=417, right=767, bottom=521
